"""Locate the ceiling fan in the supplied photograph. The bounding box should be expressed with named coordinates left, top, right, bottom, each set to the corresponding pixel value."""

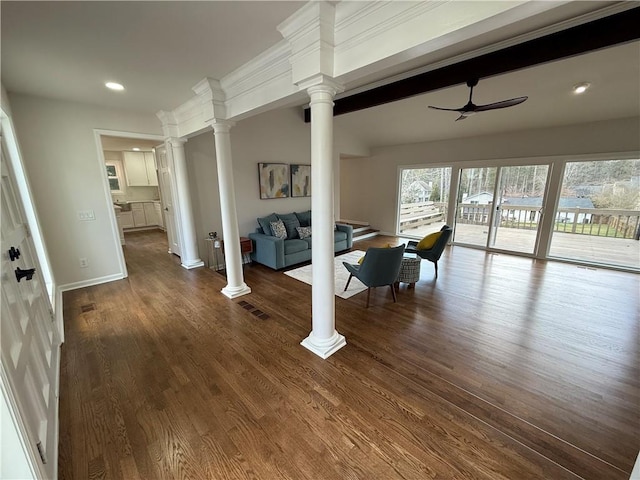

left=428, top=78, right=528, bottom=121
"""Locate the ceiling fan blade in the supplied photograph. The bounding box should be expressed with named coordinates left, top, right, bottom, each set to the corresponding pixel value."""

left=474, top=96, right=528, bottom=112
left=428, top=105, right=463, bottom=112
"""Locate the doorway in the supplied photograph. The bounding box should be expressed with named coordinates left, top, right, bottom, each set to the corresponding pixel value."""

left=94, top=130, right=170, bottom=277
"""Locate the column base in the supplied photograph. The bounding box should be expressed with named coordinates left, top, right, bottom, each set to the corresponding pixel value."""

left=181, top=259, right=205, bottom=269
left=221, top=283, right=252, bottom=299
left=301, top=331, right=346, bottom=359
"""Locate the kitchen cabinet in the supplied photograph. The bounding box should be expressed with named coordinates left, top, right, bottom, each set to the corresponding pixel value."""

left=123, top=151, right=158, bottom=186
left=143, top=202, right=157, bottom=226
left=154, top=202, right=164, bottom=229
left=123, top=202, right=159, bottom=229
left=120, top=211, right=134, bottom=229
left=114, top=207, right=126, bottom=245
left=132, top=203, right=146, bottom=227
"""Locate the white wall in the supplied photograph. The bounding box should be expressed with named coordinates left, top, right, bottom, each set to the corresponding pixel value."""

left=185, top=106, right=368, bottom=261
left=340, top=117, right=640, bottom=233
left=8, top=93, right=162, bottom=287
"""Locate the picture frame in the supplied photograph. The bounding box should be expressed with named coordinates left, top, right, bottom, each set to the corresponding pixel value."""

left=290, top=164, right=311, bottom=197
left=258, top=163, right=289, bottom=199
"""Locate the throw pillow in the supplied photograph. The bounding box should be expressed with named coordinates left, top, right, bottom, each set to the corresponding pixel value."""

left=270, top=219, right=287, bottom=239
left=277, top=212, right=301, bottom=239
left=296, top=226, right=312, bottom=239
left=294, top=210, right=312, bottom=227
left=257, top=213, right=278, bottom=235
left=417, top=231, right=441, bottom=250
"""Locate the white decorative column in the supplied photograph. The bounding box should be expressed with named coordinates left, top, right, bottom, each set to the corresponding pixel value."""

left=300, top=82, right=346, bottom=359
left=168, top=137, right=204, bottom=269
left=210, top=120, right=251, bottom=298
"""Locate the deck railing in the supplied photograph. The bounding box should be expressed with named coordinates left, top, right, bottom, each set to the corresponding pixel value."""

left=400, top=202, right=640, bottom=240
left=399, top=202, right=446, bottom=231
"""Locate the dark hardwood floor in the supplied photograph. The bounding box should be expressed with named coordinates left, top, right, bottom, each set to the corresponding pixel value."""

left=59, top=230, right=639, bottom=479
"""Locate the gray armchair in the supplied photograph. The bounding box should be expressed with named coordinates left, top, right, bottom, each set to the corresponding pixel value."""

left=405, top=225, right=453, bottom=278
left=343, top=245, right=405, bottom=307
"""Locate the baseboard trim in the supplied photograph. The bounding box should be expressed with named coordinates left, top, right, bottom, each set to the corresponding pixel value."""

left=58, top=273, right=125, bottom=292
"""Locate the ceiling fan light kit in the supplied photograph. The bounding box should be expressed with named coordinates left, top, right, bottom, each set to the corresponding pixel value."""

left=428, top=78, right=528, bottom=121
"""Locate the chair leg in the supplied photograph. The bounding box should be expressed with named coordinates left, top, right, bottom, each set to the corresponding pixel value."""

left=344, top=273, right=353, bottom=291
left=434, top=261, right=438, bottom=278
left=366, top=287, right=371, bottom=308
left=390, top=283, right=397, bottom=302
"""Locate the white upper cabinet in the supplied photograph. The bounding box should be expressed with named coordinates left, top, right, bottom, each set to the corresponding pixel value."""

left=123, top=151, right=158, bottom=186
left=144, top=152, right=158, bottom=186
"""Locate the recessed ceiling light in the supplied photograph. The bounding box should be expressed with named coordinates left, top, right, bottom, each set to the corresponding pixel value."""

left=132, top=147, right=140, bottom=151
left=105, top=82, right=124, bottom=91
left=573, top=82, right=590, bottom=94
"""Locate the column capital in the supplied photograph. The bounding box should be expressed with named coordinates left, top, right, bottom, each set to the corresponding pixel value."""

left=167, top=137, right=187, bottom=146
left=207, top=119, right=236, bottom=134
left=301, top=75, right=344, bottom=97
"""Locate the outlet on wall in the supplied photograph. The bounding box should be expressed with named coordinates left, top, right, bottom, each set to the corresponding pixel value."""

left=79, top=258, right=89, bottom=268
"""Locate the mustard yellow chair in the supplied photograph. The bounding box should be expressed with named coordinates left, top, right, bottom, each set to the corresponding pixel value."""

left=405, top=225, right=452, bottom=278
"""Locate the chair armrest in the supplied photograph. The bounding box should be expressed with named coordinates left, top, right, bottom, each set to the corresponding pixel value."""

left=248, top=233, right=286, bottom=270
left=405, top=240, right=419, bottom=253
left=336, top=223, right=353, bottom=247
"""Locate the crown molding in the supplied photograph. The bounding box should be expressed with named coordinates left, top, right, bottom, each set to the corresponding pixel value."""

left=156, top=110, right=179, bottom=138
left=278, top=1, right=336, bottom=84
left=334, top=1, right=444, bottom=55
left=221, top=41, right=292, bottom=105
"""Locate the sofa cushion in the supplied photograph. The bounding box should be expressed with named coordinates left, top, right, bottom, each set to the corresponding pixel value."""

left=284, top=239, right=309, bottom=255
left=270, top=219, right=287, bottom=239
left=334, top=230, right=347, bottom=243
left=277, top=212, right=301, bottom=239
left=295, top=210, right=312, bottom=227
left=257, top=213, right=278, bottom=235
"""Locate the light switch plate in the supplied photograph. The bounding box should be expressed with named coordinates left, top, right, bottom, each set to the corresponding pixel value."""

left=78, top=210, right=95, bottom=221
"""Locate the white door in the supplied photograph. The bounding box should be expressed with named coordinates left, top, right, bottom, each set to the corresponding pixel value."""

left=155, top=145, right=181, bottom=256
left=1, top=143, right=60, bottom=479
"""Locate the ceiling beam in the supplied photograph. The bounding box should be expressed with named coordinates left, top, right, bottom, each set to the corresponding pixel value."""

left=304, top=6, right=640, bottom=122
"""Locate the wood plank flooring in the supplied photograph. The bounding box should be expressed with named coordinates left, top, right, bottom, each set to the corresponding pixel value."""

left=59, top=230, right=639, bottom=479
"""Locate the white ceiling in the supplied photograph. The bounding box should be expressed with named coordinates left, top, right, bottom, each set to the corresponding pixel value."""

left=2, top=1, right=639, bottom=148
left=1, top=1, right=305, bottom=112
left=335, top=41, right=640, bottom=147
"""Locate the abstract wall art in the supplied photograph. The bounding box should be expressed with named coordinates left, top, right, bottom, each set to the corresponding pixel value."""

left=291, top=164, right=311, bottom=197
left=258, top=163, right=289, bottom=199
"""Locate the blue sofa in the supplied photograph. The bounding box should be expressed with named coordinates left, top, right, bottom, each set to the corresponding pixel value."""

left=248, top=210, right=353, bottom=270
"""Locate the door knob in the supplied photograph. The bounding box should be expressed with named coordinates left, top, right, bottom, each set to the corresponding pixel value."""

left=15, top=267, right=36, bottom=282
left=8, top=247, right=21, bottom=261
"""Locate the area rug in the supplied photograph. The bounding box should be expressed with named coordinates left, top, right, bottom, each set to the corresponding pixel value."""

left=284, top=250, right=367, bottom=299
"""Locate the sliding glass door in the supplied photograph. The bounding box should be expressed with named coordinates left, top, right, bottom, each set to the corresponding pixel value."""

left=549, top=159, right=639, bottom=269
left=490, top=165, right=550, bottom=254
left=454, top=167, right=497, bottom=247
left=453, top=164, right=550, bottom=255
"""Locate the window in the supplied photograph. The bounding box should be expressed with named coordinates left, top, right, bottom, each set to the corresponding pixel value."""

left=106, top=162, right=125, bottom=194
left=398, top=166, right=451, bottom=237
left=549, top=158, right=639, bottom=269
